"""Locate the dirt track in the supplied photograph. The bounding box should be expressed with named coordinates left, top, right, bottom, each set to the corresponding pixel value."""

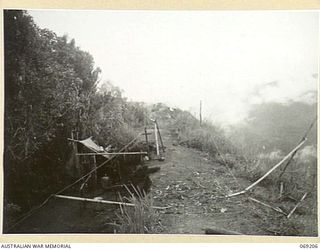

left=149, top=129, right=270, bottom=235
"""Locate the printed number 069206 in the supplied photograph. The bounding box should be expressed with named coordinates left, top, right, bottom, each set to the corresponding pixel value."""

left=300, top=244, right=318, bottom=248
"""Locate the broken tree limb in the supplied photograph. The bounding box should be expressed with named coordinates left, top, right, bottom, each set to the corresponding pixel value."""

left=248, top=197, right=287, bottom=216
left=204, top=227, right=243, bottom=235
left=287, top=192, right=308, bottom=219
left=53, top=194, right=170, bottom=210
left=226, top=138, right=306, bottom=198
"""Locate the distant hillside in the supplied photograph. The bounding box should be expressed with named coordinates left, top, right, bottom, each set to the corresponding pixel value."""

left=228, top=101, right=317, bottom=154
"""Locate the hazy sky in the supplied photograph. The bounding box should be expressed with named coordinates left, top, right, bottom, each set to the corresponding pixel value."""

left=29, top=10, right=318, bottom=125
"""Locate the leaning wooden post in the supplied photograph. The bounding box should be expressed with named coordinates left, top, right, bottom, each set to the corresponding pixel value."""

left=144, top=127, right=149, bottom=156
left=155, top=120, right=165, bottom=153
left=154, top=121, right=160, bottom=157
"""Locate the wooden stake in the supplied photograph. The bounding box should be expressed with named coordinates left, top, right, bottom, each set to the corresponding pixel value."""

left=287, top=192, right=308, bottom=219
left=144, top=127, right=149, bottom=156
left=154, top=121, right=160, bottom=157
left=53, top=194, right=170, bottom=210
left=226, top=139, right=306, bottom=198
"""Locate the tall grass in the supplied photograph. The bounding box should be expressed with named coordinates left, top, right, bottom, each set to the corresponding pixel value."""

left=170, top=113, right=239, bottom=160
left=116, top=185, right=162, bottom=234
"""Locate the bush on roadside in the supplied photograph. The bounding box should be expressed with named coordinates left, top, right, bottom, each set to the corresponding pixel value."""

left=116, top=185, right=162, bottom=233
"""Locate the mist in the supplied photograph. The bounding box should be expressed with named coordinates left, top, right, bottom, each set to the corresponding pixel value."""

left=29, top=10, right=318, bottom=125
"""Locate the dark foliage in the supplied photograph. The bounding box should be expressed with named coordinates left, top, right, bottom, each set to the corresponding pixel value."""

left=3, top=10, right=147, bottom=221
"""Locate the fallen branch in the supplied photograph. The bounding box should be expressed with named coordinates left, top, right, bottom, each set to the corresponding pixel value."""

left=248, top=197, right=287, bottom=216
left=226, top=139, right=306, bottom=198
left=53, top=194, right=170, bottom=210
left=287, top=192, right=308, bottom=219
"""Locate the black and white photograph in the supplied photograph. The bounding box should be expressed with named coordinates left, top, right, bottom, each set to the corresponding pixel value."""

left=3, top=9, right=318, bottom=237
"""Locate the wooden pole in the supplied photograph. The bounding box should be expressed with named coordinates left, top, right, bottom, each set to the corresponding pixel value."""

left=226, top=139, right=306, bottom=198
left=287, top=192, right=308, bottom=219
left=76, top=152, right=148, bottom=156
left=144, top=127, right=149, bottom=156
left=154, top=121, right=160, bottom=157
left=53, top=194, right=170, bottom=210
left=155, top=120, right=165, bottom=153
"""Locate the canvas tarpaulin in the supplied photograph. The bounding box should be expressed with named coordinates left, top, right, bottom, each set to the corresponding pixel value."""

left=79, top=137, right=110, bottom=158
